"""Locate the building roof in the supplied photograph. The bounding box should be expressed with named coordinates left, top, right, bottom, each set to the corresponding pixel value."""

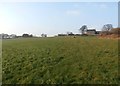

left=87, top=29, right=96, bottom=31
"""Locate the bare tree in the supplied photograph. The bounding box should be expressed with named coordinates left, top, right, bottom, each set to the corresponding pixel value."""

left=101, top=24, right=113, bottom=35
left=102, top=24, right=113, bottom=31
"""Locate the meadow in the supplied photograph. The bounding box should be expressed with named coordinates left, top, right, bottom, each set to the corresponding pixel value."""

left=2, top=36, right=118, bottom=84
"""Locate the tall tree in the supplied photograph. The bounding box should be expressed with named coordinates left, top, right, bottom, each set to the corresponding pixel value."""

left=79, top=25, right=87, bottom=34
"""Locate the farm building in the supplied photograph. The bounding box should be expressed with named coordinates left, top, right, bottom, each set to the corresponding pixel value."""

left=96, top=31, right=102, bottom=34
left=84, top=28, right=96, bottom=35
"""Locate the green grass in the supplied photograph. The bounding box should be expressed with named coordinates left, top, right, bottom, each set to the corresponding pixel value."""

left=2, top=36, right=118, bottom=84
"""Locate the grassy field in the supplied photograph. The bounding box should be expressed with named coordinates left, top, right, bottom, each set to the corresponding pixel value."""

left=2, top=36, right=118, bottom=84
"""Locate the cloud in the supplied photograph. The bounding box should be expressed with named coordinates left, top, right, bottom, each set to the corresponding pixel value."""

left=66, top=10, right=80, bottom=16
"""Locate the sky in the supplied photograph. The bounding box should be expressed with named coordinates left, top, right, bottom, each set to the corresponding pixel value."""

left=0, top=2, right=118, bottom=37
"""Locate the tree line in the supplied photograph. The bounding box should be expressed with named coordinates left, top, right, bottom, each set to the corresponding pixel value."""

left=22, top=33, right=47, bottom=37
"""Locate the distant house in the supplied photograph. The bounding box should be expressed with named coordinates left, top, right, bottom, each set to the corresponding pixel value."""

left=85, top=29, right=102, bottom=35
left=85, top=29, right=96, bottom=35
left=95, top=31, right=101, bottom=34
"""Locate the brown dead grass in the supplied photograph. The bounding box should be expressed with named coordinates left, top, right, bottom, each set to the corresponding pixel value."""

left=98, top=28, right=120, bottom=39
left=98, top=34, right=120, bottom=40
